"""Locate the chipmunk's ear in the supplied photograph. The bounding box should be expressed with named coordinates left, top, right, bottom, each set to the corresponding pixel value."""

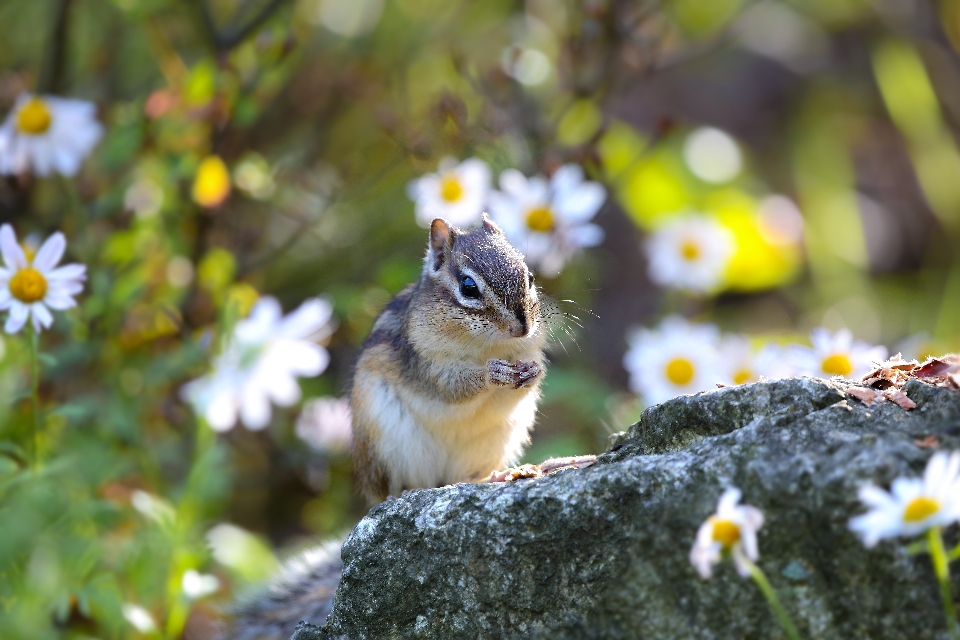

left=427, top=218, right=456, bottom=272
left=481, top=212, right=503, bottom=235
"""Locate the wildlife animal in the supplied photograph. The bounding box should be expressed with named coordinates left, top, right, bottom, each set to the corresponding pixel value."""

left=229, top=215, right=593, bottom=639
left=350, top=214, right=546, bottom=503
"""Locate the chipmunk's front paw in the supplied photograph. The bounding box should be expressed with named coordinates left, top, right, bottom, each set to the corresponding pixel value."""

left=487, top=359, right=542, bottom=389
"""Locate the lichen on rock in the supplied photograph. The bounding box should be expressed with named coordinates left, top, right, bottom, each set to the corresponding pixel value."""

left=297, top=376, right=960, bottom=639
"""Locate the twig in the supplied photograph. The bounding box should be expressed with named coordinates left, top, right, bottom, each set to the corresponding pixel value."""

left=195, top=0, right=290, bottom=52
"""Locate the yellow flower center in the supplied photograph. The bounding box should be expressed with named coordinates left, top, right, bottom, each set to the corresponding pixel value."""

left=192, top=155, right=231, bottom=208
left=525, top=206, right=555, bottom=233
left=9, top=267, right=47, bottom=303
left=733, top=369, right=752, bottom=385
left=710, top=517, right=741, bottom=548
left=16, top=98, right=53, bottom=135
left=821, top=353, right=853, bottom=377
left=665, top=357, right=695, bottom=385
left=680, top=239, right=701, bottom=261
left=903, top=496, right=940, bottom=523
left=440, top=176, right=463, bottom=203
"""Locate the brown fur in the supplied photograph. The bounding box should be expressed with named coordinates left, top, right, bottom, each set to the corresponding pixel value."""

left=350, top=215, right=544, bottom=503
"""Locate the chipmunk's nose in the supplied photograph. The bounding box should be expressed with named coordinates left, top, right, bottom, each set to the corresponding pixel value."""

left=509, top=309, right=528, bottom=337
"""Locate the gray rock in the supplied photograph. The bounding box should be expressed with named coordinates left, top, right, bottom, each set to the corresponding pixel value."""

left=305, top=377, right=960, bottom=639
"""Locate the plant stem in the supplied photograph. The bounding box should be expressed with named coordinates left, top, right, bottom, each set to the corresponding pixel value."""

left=946, top=539, right=960, bottom=562
left=38, top=0, right=75, bottom=94
left=742, top=556, right=802, bottom=640
left=29, top=327, right=41, bottom=471
left=928, top=527, right=960, bottom=640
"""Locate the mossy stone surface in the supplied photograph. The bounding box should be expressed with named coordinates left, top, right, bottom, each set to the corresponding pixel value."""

left=301, top=377, right=960, bottom=639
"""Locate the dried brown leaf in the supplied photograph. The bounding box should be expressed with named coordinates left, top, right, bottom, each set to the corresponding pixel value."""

left=885, top=353, right=919, bottom=371
left=884, top=388, right=917, bottom=410
left=915, top=358, right=953, bottom=379
left=914, top=435, right=940, bottom=449
left=862, top=375, right=896, bottom=390
left=847, top=387, right=885, bottom=406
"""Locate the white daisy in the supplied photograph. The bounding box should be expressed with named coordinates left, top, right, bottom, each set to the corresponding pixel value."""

left=719, top=336, right=795, bottom=385
left=0, top=224, right=86, bottom=334
left=0, top=93, right=103, bottom=177
left=295, top=396, right=353, bottom=453
left=789, top=328, right=888, bottom=380
left=181, top=296, right=335, bottom=431
left=623, top=316, right=724, bottom=406
left=407, top=157, right=491, bottom=228
left=690, top=487, right=765, bottom=579
left=489, top=164, right=605, bottom=276
left=645, top=213, right=735, bottom=294
left=849, top=451, right=960, bottom=548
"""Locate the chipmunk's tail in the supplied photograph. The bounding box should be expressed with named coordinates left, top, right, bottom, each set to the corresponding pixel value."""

left=226, top=539, right=343, bottom=640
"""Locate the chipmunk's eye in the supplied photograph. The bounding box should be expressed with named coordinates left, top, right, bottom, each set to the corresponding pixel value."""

left=459, top=275, right=481, bottom=299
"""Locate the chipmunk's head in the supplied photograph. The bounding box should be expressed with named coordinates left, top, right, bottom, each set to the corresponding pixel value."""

left=421, top=214, right=540, bottom=345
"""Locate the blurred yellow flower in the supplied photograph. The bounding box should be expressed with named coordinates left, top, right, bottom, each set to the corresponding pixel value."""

left=600, top=121, right=804, bottom=295
left=709, top=190, right=803, bottom=292
left=192, top=155, right=231, bottom=208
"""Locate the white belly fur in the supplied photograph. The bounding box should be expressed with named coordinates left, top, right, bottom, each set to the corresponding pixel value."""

left=361, top=371, right=540, bottom=496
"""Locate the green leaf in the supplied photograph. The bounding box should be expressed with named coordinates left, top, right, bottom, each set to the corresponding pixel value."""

left=38, top=353, right=58, bottom=368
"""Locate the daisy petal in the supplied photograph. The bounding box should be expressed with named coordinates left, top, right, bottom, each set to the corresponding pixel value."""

left=46, top=263, right=87, bottom=282
left=262, top=372, right=302, bottom=406
left=924, top=451, right=949, bottom=493
left=33, top=232, right=65, bottom=271
left=731, top=546, right=752, bottom=578
left=278, top=298, right=333, bottom=340
left=5, top=302, right=28, bottom=333
left=716, top=487, right=742, bottom=515
left=31, top=302, right=53, bottom=329
left=555, top=181, right=605, bottom=224
left=206, top=388, right=239, bottom=432
left=857, top=485, right=897, bottom=509
left=567, top=223, right=604, bottom=248
left=891, top=477, right=923, bottom=502
left=240, top=390, right=272, bottom=430
left=0, top=225, right=26, bottom=270
left=42, top=289, right=77, bottom=310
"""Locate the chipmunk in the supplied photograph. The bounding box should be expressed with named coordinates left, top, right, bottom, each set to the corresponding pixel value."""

left=350, top=214, right=546, bottom=503
left=230, top=214, right=593, bottom=639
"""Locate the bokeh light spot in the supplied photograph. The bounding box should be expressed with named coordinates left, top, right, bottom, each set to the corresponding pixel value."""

left=683, top=127, right=742, bottom=183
